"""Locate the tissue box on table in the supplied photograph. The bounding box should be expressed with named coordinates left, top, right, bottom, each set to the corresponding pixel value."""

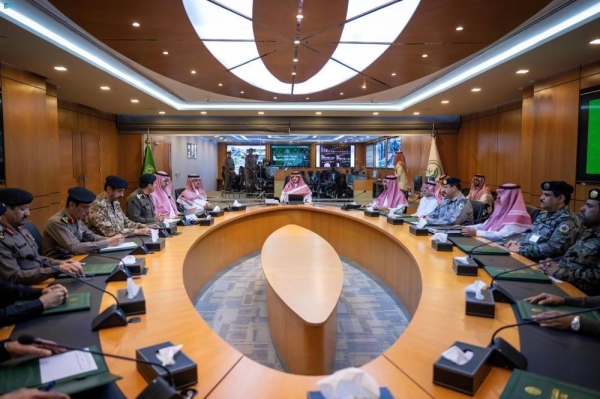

left=136, top=341, right=197, bottom=390
left=433, top=342, right=493, bottom=396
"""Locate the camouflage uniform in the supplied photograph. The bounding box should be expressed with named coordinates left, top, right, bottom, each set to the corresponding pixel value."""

left=0, top=224, right=61, bottom=284
left=86, top=193, right=146, bottom=237
left=126, top=188, right=156, bottom=224
left=42, top=209, right=109, bottom=258
left=427, top=192, right=474, bottom=226
left=553, top=229, right=600, bottom=295
left=516, top=207, right=583, bottom=261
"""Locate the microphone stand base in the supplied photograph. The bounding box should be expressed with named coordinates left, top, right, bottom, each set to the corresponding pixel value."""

left=488, top=285, right=515, bottom=304
left=131, top=245, right=150, bottom=255
left=106, top=267, right=132, bottom=282
left=489, top=337, right=528, bottom=370
left=92, top=305, right=128, bottom=331
left=136, top=377, right=183, bottom=399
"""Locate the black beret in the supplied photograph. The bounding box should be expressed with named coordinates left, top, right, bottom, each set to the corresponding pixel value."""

left=442, top=177, right=461, bottom=186
left=540, top=181, right=574, bottom=195
left=0, top=203, right=5, bottom=216
left=589, top=189, right=600, bottom=201
left=140, top=174, right=156, bottom=184
left=105, top=175, right=128, bottom=189
left=0, top=188, right=34, bottom=206
left=68, top=187, right=96, bottom=204
left=474, top=174, right=486, bottom=178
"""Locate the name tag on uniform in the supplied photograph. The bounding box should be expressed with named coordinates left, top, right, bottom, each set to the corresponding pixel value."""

left=529, top=234, right=541, bottom=243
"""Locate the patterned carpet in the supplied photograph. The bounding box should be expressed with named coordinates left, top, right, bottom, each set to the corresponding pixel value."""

left=194, top=251, right=410, bottom=372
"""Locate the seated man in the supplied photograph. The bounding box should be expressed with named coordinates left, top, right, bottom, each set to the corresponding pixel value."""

left=433, top=173, right=448, bottom=205
left=461, top=183, right=532, bottom=240
left=425, top=177, right=473, bottom=226
left=0, top=190, right=83, bottom=284
left=151, top=171, right=179, bottom=218
left=42, top=187, right=124, bottom=258
left=540, top=189, right=600, bottom=295
left=505, top=181, right=583, bottom=261
left=280, top=171, right=312, bottom=203
left=364, top=175, right=408, bottom=214
left=1, top=278, right=68, bottom=327
left=412, top=179, right=438, bottom=217
left=467, top=174, right=494, bottom=215
left=177, top=174, right=212, bottom=212
left=86, top=175, right=153, bottom=237
left=127, top=174, right=164, bottom=224
left=524, top=292, right=599, bottom=336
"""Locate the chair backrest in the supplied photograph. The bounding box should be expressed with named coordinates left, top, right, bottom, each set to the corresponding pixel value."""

left=470, top=200, right=485, bottom=222
left=23, top=221, right=43, bottom=255
left=526, top=205, right=541, bottom=223
left=174, top=188, right=185, bottom=202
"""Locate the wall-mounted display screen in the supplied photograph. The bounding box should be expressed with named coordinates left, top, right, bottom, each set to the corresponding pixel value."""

left=315, top=144, right=355, bottom=168
left=386, top=137, right=402, bottom=168
left=226, top=145, right=266, bottom=171
left=577, top=86, right=600, bottom=183
left=366, top=144, right=374, bottom=168
left=271, top=145, right=311, bottom=167
left=375, top=140, right=386, bottom=168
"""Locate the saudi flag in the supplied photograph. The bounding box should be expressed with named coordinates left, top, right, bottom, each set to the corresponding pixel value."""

left=426, top=136, right=444, bottom=179
left=141, top=144, right=157, bottom=175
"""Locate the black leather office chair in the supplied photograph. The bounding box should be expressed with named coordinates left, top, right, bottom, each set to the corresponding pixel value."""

left=526, top=205, right=541, bottom=223
left=23, top=221, right=43, bottom=255
left=174, top=188, right=185, bottom=213
left=470, top=200, right=486, bottom=223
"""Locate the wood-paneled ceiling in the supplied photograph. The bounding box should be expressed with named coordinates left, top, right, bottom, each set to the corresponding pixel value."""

left=49, top=0, right=552, bottom=102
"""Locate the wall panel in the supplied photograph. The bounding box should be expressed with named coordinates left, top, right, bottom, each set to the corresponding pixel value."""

left=496, top=108, right=522, bottom=185
left=475, top=114, right=499, bottom=186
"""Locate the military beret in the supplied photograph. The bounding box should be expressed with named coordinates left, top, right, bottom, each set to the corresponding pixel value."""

left=589, top=189, right=600, bottom=201
left=442, top=177, right=461, bottom=186
left=540, top=181, right=574, bottom=195
left=0, top=188, right=34, bottom=206
left=0, top=203, right=5, bottom=216
left=105, top=175, right=128, bottom=189
left=68, top=187, right=96, bottom=204
left=474, top=174, right=485, bottom=178
left=140, top=174, right=156, bottom=184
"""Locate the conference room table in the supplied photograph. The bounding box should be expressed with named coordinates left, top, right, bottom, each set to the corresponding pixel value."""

left=0, top=205, right=592, bottom=398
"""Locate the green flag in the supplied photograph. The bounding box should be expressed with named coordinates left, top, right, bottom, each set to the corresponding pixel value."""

left=141, top=144, right=157, bottom=175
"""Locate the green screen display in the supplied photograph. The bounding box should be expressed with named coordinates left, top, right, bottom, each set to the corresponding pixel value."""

left=587, top=99, right=600, bottom=174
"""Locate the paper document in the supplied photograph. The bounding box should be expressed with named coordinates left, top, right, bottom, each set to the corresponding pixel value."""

left=99, top=242, right=137, bottom=252
left=40, top=349, right=98, bottom=383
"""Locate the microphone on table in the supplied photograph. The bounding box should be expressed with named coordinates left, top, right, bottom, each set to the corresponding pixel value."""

left=213, top=201, right=232, bottom=212
left=80, top=253, right=133, bottom=282
left=17, top=334, right=182, bottom=399
left=130, top=234, right=151, bottom=255
left=341, top=191, right=366, bottom=210
left=26, top=254, right=127, bottom=331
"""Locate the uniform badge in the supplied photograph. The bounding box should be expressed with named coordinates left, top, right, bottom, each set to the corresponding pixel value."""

left=542, top=182, right=550, bottom=190
left=559, top=224, right=570, bottom=234
left=0, top=230, right=4, bottom=240
left=62, top=216, right=69, bottom=224
left=591, top=190, right=598, bottom=199
left=442, top=179, right=448, bottom=185
left=137, top=194, right=143, bottom=199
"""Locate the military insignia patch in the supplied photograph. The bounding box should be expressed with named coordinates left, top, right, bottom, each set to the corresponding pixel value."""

left=542, top=182, right=550, bottom=190
left=62, top=216, right=69, bottom=224
left=137, top=194, right=143, bottom=200
left=591, top=190, right=598, bottom=199
left=442, top=179, right=448, bottom=185
left=559, top=224, right=570, bottom=234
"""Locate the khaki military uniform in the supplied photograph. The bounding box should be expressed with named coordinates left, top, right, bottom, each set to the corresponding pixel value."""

left=554, top=229, right=600, bottom=295
left=223, top=157, right=235, bottom=190
left=0, top=224, right=61, bottom=284
left=516, top=207, right=583, bottom=261
left=126, top=188, right=156, bottom=224
left=427, top=192, right=474, bottom=226
left=86, top=193, right=146, bottom=237
left=42, top=209, right=109, bottom=258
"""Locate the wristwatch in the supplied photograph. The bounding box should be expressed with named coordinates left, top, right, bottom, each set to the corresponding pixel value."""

left=571, top=316, right=581, bottom=331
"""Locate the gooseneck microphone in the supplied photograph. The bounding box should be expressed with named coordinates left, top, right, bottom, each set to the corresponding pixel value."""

left=467, top=229, right=531, bottom=257
left=26, top=255, right=127, bottom=331
left=130, top=235, right=151, bottom=255
left=17, top=334, right=181, bottom=398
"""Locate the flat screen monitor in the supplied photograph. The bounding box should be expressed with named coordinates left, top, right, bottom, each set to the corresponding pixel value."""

left=271, top=145, right=311, bottom=167
left=315, top=144, right=355, bottom=168
left=366, top=144, right=374, bottom=168
left=226, top=145, right=266, bottom=172
left=375, top=140, right=386, bottom=168
left=386, top=137, right=402, bottom=168
left=577, top=86, right=600, bottom=183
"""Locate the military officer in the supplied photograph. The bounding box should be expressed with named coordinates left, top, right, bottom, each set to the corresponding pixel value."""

left=86, top=175, right=153, bottom=237
left=425, top=177, right=474, bottom=226
left=126, top=174, right=164, bottom=224
left=541, top=188, right=600, bottom=295
left=42, top=187, right=124, bottom=258
left=0, top=188, right=83, bottom=284
left=505, top=181, right=583, bottom=261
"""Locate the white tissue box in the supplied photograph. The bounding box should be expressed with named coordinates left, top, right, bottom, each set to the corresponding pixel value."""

left=136, top=341, right=198, bottom=390
left=364, top=210, right=380, bottom=217
left=116, top=287, right=146, bottom=315
left=146, top=238, right=165, bottom=252
left=465, top=290, right=495, bottom=318
left=452, top=257, right=479, bottom=276
left=433, top=341, right=493, bottom=396
left=431, top=239, right=453, bottom=252
left=409, top=225, right=429, bottom=236
left=208, top=209, right=224, bottom=217
left=226, top=204, right=246, bottom=212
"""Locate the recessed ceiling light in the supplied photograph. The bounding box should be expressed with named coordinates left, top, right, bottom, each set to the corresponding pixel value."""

left=315, top=112, right=321, bottom=115
left=273, top=96, right=277, bottom=100
left=516, top=69, right=529, bottom=74
left=422, top=54, right=428, bottom=58
left=373, top=112, right=379, bottom=115
left=456, top=26, right=463, bottom=31
left=258, top=111, right=264, bottom=115
left=441, top=100, right=449, bottom=104
left=292, top=72, right=296, bottom=76
left=191, top=70, right=196, bottom=74
left=590, top=39, right=600, bottom=44
left=131, top=99, right=139, bottom=103
left=100, top=86, right=110, bottom=91
left=471, top=87, right=481, bottom=92
left=240, top=91, right=244, bottom=94
left=296, top=14, right=303, bottom=20
left=159, top=111, right=165, bottom=115
left=294, top=40, right=300, bottom=45
left=293, top=58, right=298, bottom=62
left=306, top=97, right=310, bottom=100
left=340, top=92, right=344, bottom=95
left=54, top=66, right=67, bottom=71
left=362, top=84, right=366, bottom=89
left=162, top=51, right=169, bottom=55
left=132, top=22, right=140, bottom=27
left=218, top=83, right=223, bottom=86
left=201, top=111, right=207, bottom=115
left=391, top=72, right=396, bottom=76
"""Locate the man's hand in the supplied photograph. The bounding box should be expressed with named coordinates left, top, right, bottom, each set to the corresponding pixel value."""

left=154, top=214, right=165, bottom=222
left=39, top=288, right=66, bottom=309
left=41, top=284, right=68, bottom=297
left=532, top=310, right=572, bottom=330
left=461, top=227, right=476, bottom=237
left=504, top=240, right=520, bottom=253
left=0, top=388, right=69, bottom=399
left=5, top=339, right=65, bottom=359
left=134, top=227, right=152, bottom=236
left=58, top=260, right=83, bottom=276
left=106, top=234, right=124, bottom=247
left=540, top=259, right=559, bottom=276
left=205, top=202, right=212, bottom=209
left=524, top=292, right=565, bottom=306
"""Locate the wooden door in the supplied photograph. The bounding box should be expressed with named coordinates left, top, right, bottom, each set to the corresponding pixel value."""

left=59, top=128, right=78, bottom=197
left=58, top=131, right=101, bottom=197
left=152, top=139, right=171, bottom=175
left=81, top=133, right=101, bottom=193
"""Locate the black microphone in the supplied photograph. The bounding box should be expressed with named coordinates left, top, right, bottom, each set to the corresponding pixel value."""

left=85, top=253, right=134, bottom=282
left=25, top=254, right=127, bottom=331
left=130, top=234, right=151, bottom=255
left=467, top=229, right=532, bottom=257
left=17, top=334, right=181, bottom=397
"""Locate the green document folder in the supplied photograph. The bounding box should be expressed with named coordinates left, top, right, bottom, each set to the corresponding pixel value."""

left=449, top=236, right=510, bottom=255
left=501, top=369, right=600, bottom=398
left=516, top=300, right=600, bottom=322
left=82, top=263, right=118, bottom=275
left=0, top=346, right=121, bottom=394
left=19, top=292, right=91, bottom=316
left=484, top=266, right=551, bottom=283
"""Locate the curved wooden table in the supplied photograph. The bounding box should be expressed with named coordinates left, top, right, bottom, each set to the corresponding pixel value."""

left=3, top=206, right=579, bottom=398
left=262, top=224, right=343, bottom=375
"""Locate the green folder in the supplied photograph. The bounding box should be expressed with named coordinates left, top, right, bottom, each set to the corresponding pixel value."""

left=82, top=263, right=118, bottom=275
left=0, top=346, right=121, bottom=394
left=484, top=266, right=551, bottom=283
left=401, top=216, right=420, bottom=224
left=501, top=369, right=600, bottom=398
left=17, top=292, right=91, bottom=316
left=516, top=300, right=600, bottom=322
left=449, top=236, right=510, bottom=255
